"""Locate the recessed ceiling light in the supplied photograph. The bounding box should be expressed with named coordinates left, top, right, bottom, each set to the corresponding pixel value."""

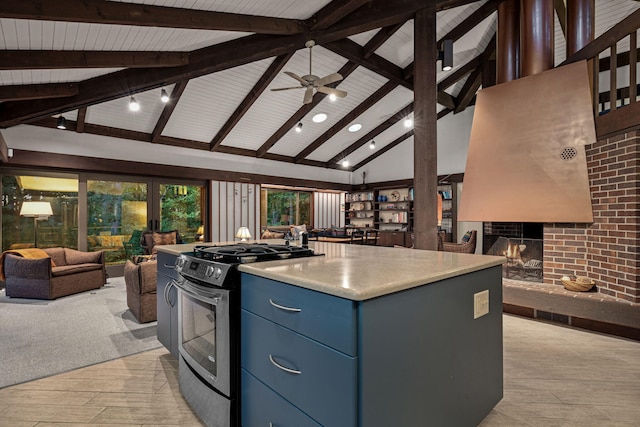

left=312, top=113, right=327, bottom=123
left=348, top=124, right=362, bottom=132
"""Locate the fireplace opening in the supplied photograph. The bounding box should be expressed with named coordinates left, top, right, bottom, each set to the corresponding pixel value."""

left=483, top=222, right=543, bottom=283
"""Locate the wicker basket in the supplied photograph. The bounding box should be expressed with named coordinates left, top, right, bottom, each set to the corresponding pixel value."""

left=561, top=276, right=595, bottom=292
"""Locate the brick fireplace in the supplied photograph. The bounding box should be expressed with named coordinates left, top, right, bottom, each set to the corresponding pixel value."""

left=543, top=130, right=640, bottom=304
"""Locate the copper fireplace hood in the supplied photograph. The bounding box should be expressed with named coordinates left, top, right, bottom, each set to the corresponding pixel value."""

left=458, top=61, right=595, bottom=223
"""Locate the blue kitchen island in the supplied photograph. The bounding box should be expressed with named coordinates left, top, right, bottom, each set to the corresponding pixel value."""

left=237, top=242, right=505, bottom=427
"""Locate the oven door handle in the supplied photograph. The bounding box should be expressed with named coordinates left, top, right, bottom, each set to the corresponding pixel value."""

left=269, top=299, right=301, bottom=312
left=167, top=279, right=180, bottom=306
left=269, top=354, right=301, bottom=375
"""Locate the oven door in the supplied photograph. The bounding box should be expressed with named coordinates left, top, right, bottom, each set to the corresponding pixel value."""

left=174, top=278, right=231, bottom=397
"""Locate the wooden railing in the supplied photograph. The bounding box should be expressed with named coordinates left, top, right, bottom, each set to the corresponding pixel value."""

left=563, top=9, right=639, bottom=117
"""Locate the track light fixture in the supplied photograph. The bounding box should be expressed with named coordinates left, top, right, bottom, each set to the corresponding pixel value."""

left=341, top=159, right=349, bottom=168
left=369, top=140, right=375, bottom=149
left=403, top=117, right=413, bottom=128
left=160, top=88, right=170, bottom=103
left=56, top=116, right=67, bottom=130
left=439, top=39, right=453, bottom=71
left=129, top=97, right=140, bottom=112
left=295, top=122, right=303, bottom=133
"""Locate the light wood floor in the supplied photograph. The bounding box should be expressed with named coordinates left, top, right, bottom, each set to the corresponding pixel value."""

left=1, top=314, right=639, bottom=426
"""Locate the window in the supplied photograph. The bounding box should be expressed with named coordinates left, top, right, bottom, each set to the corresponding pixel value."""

left=2, top=174, right=79, bottom=250
left=261, top=189, right=312, bottom=228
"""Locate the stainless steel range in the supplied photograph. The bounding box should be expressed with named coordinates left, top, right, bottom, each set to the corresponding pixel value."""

left=172, top=243, right=321, bottom=427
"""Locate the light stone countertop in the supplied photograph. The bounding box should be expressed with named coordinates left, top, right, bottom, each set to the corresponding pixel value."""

left=156, top=240, right=505, bottom=301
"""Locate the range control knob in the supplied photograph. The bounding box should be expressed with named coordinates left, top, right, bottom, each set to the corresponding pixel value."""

left=205, top=265, right=215, bottom=278
left=213, top=267, right=223, bottom=279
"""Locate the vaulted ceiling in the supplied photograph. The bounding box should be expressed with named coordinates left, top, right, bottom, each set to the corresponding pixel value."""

left=0, top=0, right=638, bottom=172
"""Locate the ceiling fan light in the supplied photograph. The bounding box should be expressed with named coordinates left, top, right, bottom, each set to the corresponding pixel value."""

left=369, top=140, right=375, bottom=149
left=348, top=123, right=362, bottom=133
left=295, top=122, right=303, bottom=133
left=312, top=113, right=327, bottom=123
left=56, top=116, right=67, bottom=130
left=129, top=97, right=140, bottom=112
left=329, top=93, right=337, bottom=101
left=160, top=88, right=170, bottom=103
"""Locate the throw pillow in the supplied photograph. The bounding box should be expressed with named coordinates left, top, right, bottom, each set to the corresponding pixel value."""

left=152, top=231, right=177, bottom=246
left=461, top=231, right=473, bottom=243
left=290, top=224, right=307, bottom=238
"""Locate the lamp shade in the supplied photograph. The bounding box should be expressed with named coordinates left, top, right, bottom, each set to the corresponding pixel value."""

left=20, top=201, right=53, bottom=218
left=236, top=226, right=252, bottom=241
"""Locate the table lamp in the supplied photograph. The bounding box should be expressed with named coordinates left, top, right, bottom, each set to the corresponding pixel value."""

left=196, top=225, right=205, bottom=241
left=236, top=226, right=252, bottom=242
left=20, top=201, right=53, bottom=248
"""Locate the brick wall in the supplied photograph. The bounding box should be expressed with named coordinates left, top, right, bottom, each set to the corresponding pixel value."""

left=544, top=130, right=640, bottom=303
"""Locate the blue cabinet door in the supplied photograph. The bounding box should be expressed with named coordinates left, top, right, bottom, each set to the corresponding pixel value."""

left=242, top=369, right=322, bottom=427
left=241, top=273, right=357, bottom=356
left=241, top=309, right=357, bottom=427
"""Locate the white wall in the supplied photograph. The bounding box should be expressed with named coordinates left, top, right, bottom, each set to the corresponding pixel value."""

left=352, top=106, right=475, bottom=184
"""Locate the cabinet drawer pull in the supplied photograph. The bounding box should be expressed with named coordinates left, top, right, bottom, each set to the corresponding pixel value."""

left=269, top=299, right=301, bottom=312
left=269, top=354, right=301, bottom=375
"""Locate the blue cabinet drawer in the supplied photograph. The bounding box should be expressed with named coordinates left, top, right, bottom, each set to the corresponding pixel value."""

left=156, top=251, right=178, bottom=279
left=241, top=310, right=357, bottom=427
left=241, top=273, right=357, bottom=356
left=241, top=369, right=321, bottom=427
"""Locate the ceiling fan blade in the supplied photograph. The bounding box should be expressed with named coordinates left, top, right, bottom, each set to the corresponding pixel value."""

left=314, top=73, right=343, bottom=87
left=271, top=86, right=305, bottom=91
left=303, top=87, right=314, bottom=104
left=316, top=86, right=347, bottom=98
left=284, top=71, right=307, bottom=84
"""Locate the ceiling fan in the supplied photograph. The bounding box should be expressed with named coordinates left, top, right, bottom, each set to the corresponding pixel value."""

left=271, top=40, right=348, bottom=104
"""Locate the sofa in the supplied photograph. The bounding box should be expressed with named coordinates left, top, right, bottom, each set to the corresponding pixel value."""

left=3, top=247, right=106, bottom=299
left=124, top=259, right=157, bottom=323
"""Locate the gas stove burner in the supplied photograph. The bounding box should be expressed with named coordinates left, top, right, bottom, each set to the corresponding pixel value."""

left=192, top=243, right=320, bottom=264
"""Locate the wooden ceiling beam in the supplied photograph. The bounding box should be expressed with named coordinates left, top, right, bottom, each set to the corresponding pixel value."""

left=327, top=102, right=414, bottom=165
left=363, top=23, right=406, bottom=58
left=0, top=0, right=305, bottom=34
left=454, top=34, right=495, bottom=113
left=210, top=52, right=294, bottom=151
left=453, top=67, right=482, bottom=113
left=151, top=81, right=189, bottom=143
left=554, top=0, right=567, bottom=37
left=293, top=80, right=399, bottom=163
left=436, top=0, right=500, bottom=48
left=256, top=61, right=359, bottom=158
left=326, top=38, right=412, bottom=89
left=0, top=83, right=78, bottom=101
left=0, top=51, right=188, bottom=70
left=352, top=129, right=414, bottom=170
left=311, top=0, right=372, bottom=31
left=75, top=107, right=87, bottom=133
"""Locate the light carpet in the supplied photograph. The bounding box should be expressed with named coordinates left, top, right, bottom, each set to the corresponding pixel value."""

left=0, top=276, right=161, bottom=389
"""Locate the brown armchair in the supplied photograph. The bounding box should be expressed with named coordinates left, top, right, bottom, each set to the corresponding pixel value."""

left=441, top=230, right=477, bottom=254
left=140, top=230, right=182, bottom=255
left=124, top=259, right=157, bottom=323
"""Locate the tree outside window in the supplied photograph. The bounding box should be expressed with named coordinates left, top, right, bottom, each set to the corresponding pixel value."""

left=261, top=189, right=312, bottom=228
